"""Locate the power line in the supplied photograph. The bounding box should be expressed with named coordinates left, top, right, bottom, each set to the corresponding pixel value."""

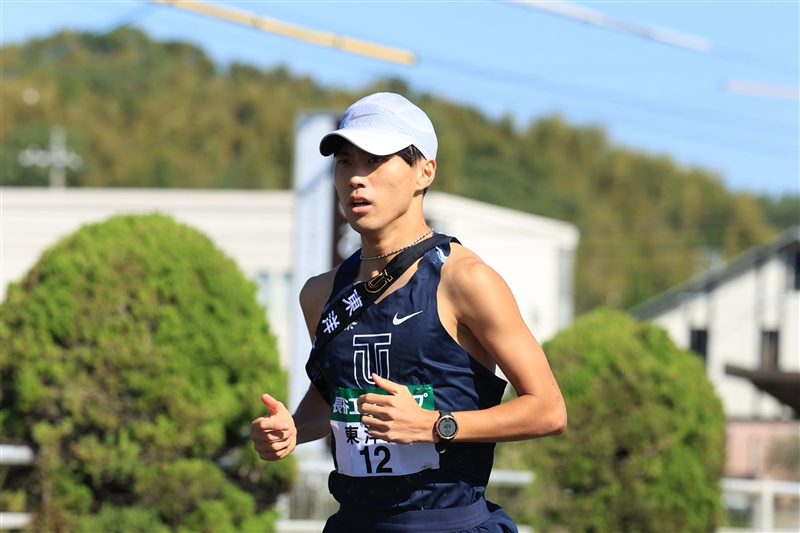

left=503, top=0, right=799, bottom=75
left=505, top=0, right=712, bottom=53
left=5, top=2, right=797, bottom=164
left=422, top=56, right=797, bottom=160
left=423, top=55, right=796, bottom=139
left=137, top=0, right=797, bottom=144
left=714, top=44, right=800, bottom=76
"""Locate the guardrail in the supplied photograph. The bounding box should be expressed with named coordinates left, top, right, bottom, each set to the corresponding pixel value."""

left=2, top=445, right=798, bottom=532
left=0, top=446, right=33, bottom=466
left=0, top=445, right=35, bottom=531
left=274, top=457, right=535, bottom=533
left=719, top=477, right=800, bottom=533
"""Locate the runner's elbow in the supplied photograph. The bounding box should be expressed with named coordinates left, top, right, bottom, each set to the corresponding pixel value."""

left=518, top=395, right=567, bottom=438
left=542, top=399, right=567, bottom=437
left=552, top=405, right=567, bottom=435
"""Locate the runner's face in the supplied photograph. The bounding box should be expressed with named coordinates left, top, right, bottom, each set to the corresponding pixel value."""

left=333, top=143, right=432, bottom=234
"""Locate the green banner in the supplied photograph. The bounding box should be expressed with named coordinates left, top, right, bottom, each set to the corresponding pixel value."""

left=331, top=384, right=435, bottom=422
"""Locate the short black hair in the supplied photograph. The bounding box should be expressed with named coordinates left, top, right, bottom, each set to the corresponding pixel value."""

left=330, top=137, right=426, bottom=168
left=395, top=145, right=426, bottom=167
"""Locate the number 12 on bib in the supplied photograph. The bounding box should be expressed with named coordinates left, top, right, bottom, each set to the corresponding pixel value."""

left=330, top=384, right=440, bottom=477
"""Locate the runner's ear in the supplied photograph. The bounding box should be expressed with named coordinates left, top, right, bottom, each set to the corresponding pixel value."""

left=416, top=159, right=435, bottom=192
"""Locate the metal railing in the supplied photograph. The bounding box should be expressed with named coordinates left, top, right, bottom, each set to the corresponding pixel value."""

left=719, top=477, right=800, bottom=533
left=274, top=456, right=536, bottom=533
left=0, top=446, right=34, bottom=531
left=3, top=445, right=798, bottom=532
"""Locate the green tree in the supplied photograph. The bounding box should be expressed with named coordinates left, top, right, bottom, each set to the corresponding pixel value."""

left=496, top=309, right=725, bottom=532
left=0, top=214, right=291, bottom=532
left=756, top=194, right=800, bottom=230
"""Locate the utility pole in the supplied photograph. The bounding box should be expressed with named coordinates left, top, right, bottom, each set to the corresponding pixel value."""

left=18, top=125, right=83, bottom=188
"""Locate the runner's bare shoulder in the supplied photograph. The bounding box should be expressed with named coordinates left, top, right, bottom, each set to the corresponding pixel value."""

left=300, top=268, right=339, bottom=334
left=440, top=241, right=489, bottom=290
left=440, top=241, right=511, bottom=318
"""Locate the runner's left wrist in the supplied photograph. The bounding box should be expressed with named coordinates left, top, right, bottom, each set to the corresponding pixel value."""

left=425, top=408, right=441, bottom=443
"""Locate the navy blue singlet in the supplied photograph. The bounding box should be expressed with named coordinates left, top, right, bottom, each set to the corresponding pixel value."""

left=314, top=235, right=510, bottom=530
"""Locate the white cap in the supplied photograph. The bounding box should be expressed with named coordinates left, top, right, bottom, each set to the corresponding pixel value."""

left=319, top=92, right=437, bottom=160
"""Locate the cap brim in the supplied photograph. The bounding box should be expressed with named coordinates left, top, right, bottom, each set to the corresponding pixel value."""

left=319, top=129, right=416, bottom=157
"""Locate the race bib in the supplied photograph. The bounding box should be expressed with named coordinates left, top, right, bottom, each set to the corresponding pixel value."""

left=330, top=384, right=440, bottom=477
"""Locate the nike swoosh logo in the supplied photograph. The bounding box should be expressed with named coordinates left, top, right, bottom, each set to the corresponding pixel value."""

left=349, top=112, right=378, bottom=121
left=392, top=311, right=423, bottom=326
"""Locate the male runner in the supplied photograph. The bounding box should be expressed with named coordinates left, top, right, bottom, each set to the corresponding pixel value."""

left=251, top=92, right=567, bottom=532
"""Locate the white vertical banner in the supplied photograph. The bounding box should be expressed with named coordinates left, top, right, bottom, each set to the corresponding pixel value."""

left=290, top=112, right=339, bottom=423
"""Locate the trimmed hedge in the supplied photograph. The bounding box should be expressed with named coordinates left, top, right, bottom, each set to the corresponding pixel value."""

left=1, top=214, right=291, bottom=532
left=496, top=308, right=725, bottom=532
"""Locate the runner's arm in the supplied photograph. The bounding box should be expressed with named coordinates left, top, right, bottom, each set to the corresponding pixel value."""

left=251, top=273, right=335, bottom=460
left=293, top=384, right=332, bottom=444
left=357, top=249, right=566, bottom=445
left=441, top=250, right=567, bottom=442
left=294, top=271, right=339, bottom=442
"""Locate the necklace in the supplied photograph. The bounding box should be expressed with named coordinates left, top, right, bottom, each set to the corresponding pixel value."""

left=360, top=229, right=434, bottom=261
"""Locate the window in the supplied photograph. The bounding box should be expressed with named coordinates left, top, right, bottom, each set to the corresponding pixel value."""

left=690, top=329, right=708, bottom=362
left=794, top=251, right=800, bottom=291
left=760, top=330, right=779, bottom=370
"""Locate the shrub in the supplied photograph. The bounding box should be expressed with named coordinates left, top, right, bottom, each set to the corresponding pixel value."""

left=496, top=308, right=725, bottom=533
left=0, top=214, right=291, bottom=532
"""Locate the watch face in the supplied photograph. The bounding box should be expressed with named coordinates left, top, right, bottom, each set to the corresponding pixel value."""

left=438, top=417, right=457, bottom=438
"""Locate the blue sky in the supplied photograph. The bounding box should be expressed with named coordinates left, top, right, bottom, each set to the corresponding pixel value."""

left=2, top=0, right=798, bottom=196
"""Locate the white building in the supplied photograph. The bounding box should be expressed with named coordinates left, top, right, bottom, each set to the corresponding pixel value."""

left=630, top=226, right=799, bottom=420
left=630, top=227, right=800, bottom=479
left=1, top=187, right=579, bottom=378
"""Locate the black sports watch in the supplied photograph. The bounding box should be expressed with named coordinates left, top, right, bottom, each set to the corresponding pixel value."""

left=434, top=410, right=458, bottom=453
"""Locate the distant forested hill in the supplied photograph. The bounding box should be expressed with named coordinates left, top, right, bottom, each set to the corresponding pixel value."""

left=3, top=29, right=797, bottom=312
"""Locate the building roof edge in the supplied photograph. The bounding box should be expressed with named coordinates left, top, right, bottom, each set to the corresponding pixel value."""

left=629, top=225, right=800, bottom=319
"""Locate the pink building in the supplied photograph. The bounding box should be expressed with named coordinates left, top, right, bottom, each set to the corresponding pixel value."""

left=726, top=419, right=799, bottom=480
